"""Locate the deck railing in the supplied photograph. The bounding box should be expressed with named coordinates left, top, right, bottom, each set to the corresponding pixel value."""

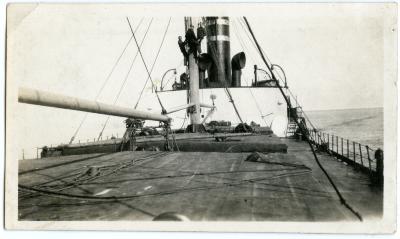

left=275, top=76, right=383, bottom=185
left=306, top=128, right=383, bottom=185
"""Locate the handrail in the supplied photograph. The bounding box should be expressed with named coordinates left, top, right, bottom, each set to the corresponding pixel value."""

left=305, top=128, right=383, bottom=179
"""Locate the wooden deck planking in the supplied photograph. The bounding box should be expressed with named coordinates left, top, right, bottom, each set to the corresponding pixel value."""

left=18, top=138, right=382, bottom=221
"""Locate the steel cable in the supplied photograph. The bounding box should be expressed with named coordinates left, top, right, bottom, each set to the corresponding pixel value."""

left=68, top=17, right=145, bottom=144
left=243, top=16, right=363, bottom=221
left=202, top=19, right=244, bottom=124
left=128, top=17, right=172, bottom=111
left=97, top=18, right=154, bottom=140
left=231, top=19, right=268, bottom=126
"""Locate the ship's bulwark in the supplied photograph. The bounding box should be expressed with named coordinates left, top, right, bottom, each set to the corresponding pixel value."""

left=52, top=133, right=286, bottom=156
left=18, top=136, right=382, bottom=221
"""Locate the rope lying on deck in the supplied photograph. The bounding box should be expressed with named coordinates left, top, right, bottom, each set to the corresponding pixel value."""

left=21, top=151, right=338, bottom=206
left=19, top=166, right=313, bottom=202
left=19, top=152, right=169, bottom=200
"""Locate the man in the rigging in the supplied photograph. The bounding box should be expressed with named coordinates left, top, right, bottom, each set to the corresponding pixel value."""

left=196, top=22, right=206, bottom=54
left=185, top=25, right=199, bottom=60
left=178, top=36, right=188, bottom=66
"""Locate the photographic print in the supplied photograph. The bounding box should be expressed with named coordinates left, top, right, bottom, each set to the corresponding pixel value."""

left=5, top=3, right=397, bottom=233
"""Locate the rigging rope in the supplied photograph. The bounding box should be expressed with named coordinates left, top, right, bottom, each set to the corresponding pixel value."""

left=237, top=17, right=320, bottom=133
left=163, top=74, right=176, bottom=90
left=134, top=17, right=172, bottom=110
left=202, top=18, right=244, bottom=123
left=233, top=18, right=259, bottom=66
left=238, top=18, right=273, bottom=66
left=127, top=17, right=171, bottom=112
left=97, top=18, right=154, bottom=140
left=231, top=19, right=268, bottom=126
left=224, top=88, right=243, bottom=123
left=243, top=16, right=362, bottom=221
left=179, top=113, right=187, bottom=129
left=68, top=17, right=144, bottom=144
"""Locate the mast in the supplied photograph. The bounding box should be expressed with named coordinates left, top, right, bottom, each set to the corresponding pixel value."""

left=185, top=17, right=202, bottom=132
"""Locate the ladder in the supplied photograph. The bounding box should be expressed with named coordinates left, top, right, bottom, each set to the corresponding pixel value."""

left=285, top=119, right=298, bottom=137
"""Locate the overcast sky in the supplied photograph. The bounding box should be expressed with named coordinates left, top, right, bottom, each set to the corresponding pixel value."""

left=7, top=3, right=394, bottom=158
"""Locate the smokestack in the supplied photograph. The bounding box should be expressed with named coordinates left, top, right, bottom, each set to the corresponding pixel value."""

left=206, top=17, right=231, bottom=87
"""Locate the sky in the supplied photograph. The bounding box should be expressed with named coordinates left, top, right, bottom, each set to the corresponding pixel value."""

left=6, top=3, right=395, bottom=159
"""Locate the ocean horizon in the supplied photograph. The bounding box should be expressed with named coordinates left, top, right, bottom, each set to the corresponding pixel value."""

left=305, top=107, right=383, bottom=150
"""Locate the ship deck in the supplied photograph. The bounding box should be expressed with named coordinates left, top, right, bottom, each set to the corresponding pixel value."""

left=18, top=135, right=382, bottom=221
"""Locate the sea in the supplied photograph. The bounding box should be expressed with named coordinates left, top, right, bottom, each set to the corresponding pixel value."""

left=305, top=107, right=383, bottom=150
